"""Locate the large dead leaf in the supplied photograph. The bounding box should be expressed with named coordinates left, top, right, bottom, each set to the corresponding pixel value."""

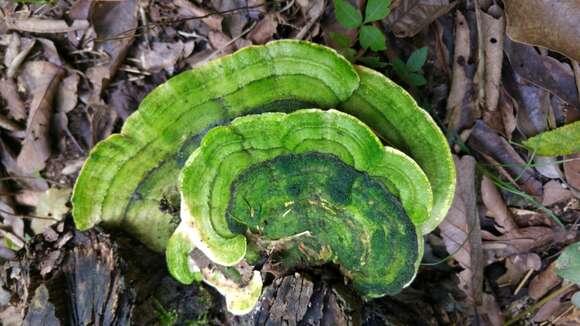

left=445, top=11, right=479, bottom=136
left=503, top=0, right=580, bottom=61
left=439, top=155, right=483, bottom=305
left=385, top=0, right=457, bottom=38
left=504, top=38, right=579, bottom=107
left=16, top=61, right=64, bottom=186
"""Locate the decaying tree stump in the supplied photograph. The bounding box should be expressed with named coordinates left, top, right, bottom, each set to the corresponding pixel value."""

left=1, top=222, right=464, bottom=325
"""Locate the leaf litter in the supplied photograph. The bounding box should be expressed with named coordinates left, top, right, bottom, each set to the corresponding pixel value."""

left=0, top=0, right=579, bottom=324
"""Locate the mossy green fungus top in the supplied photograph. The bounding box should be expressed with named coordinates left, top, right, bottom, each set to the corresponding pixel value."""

left=71, top=39, right=455, bottom=315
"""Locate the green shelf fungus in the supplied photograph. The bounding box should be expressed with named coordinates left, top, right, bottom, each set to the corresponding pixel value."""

left=71, top=40, right=455, bottom=315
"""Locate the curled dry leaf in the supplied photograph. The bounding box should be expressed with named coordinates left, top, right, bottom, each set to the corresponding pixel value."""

left=385, top=0, right=457, bottom=38
left=5, top=18, right=89, bottom=33
left=481, top=175, right=518, bottom=233
left=5, top=36, right=35, bottom=79
left=439, top=155, right=483, bottom=305
left=445, top=11, right=479, bottom=136
left=529, top=261, right=561, bottom=300
left=503, top=0, right=580, bottom=62
left=16, top=61, right=64, bottom=184
left=468, top=120, right=543, bottom=196
left=476, top=0, right=504, bottom=112
left=504, top=38, right=579, bottom=107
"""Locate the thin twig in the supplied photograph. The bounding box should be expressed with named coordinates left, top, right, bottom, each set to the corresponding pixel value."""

left=89, top=4, right=266, bottom=43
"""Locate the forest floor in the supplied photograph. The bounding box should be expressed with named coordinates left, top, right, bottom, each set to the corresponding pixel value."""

left=0, top=1, right=579, bottom=325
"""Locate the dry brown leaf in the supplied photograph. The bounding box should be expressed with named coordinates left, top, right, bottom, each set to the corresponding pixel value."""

left=511, top=208, right=555, bottom=228
left=386, top=0, right=457, bottom=38
left=564, top=153, right=580, bottom=192
left=439, top=155, right=483, bottom=305
left=503, top=0, right=580, bottom=61
left=468, top=120, right=543, bottom=196
left=137, top=41, right=193, bottom=74
left=55, top=74, right=81, bottom=152
left=174, top=0, right=223, bottom=31
left=529, top=261, right=561, bottom=300
left=0, top=139, right=47, bottom=190
left=445, top=11, right=479, bottom=136
left=543, top=180, right=573, bottom=206
left=209, top=30, right=235, bottom=54
left=87, top=0, right=139, bottom=101
left=481, top=175, right=518, bottom=233
left=16, top=61, right=64, bottom=184
left=497, top=253, right=541, bottom=287
left=5, top=18, right=89, bottom=33
left=504, top=38, right=579, bottom=107
left=477, top=0, right=504, bottom=112
left=248, top=13, right=278, bottom=44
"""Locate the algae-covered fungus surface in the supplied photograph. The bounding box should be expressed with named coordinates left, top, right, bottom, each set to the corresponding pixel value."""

left=71, top=40, right=455, bottom=315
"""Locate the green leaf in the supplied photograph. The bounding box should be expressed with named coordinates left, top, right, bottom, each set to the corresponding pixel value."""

left=406, top=47, right=428, bottom=72
left=333, top=0, right=362, bottom=29
left=358, top=56, right=388, bottom=69
left=359, top=25, right=386, bottom=51
left=555, top=242, right=580, bottom=285
left=364, top=0, right=391, bottom=23
left=407, top=72, right=427, bottom=86
left=330, top=32, right=352, bottom=48
left=392, top=57, right=409, bottom=79
left=522, top=120, right=580, bottom=156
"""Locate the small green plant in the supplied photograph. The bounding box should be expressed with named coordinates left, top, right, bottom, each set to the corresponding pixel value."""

left=331, top=0, right=428, bottom=88
left=391, top=47, right=429, bottom=87
left=153, top=298, right=178, bottom=326
left=333, top=0, right=391, bottom=51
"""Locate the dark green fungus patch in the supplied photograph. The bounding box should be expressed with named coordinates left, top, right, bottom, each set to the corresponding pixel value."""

left=228, top=152, right=418, bottom=298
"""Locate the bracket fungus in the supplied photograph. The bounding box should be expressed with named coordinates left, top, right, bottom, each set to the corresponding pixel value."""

left=72, top=40, right=456, bottom=315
